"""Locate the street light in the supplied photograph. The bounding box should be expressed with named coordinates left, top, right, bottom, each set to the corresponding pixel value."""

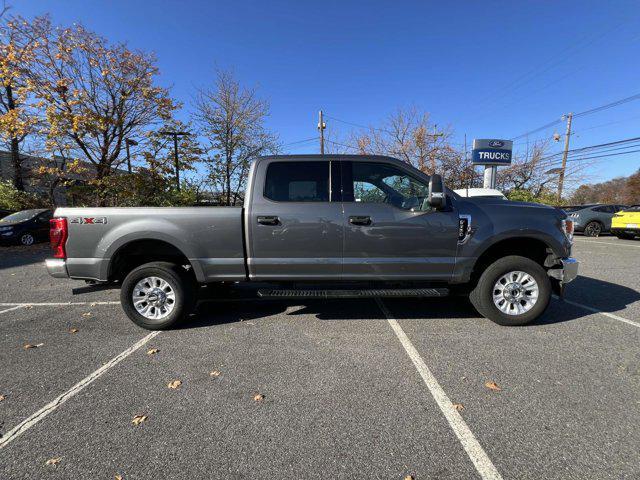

left=124, top=138, right=138, bottom=173
left=158, top=130, right=190, bottom=191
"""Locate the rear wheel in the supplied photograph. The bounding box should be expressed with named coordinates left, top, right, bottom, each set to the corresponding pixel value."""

left=120, top=261, right=196, bottom=330
left=470, top=255, right=551, bottom=326
left=583, top=221, right=602, bottom=237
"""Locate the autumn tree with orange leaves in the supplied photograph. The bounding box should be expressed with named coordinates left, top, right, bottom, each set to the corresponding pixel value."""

left=12, top=17, right=176, bottom=190
left=0, top=13, right=46, bottom=190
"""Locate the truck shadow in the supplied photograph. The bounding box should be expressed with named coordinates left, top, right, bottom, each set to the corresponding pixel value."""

left=181, top=275, right=639, bottom=329
left=0, top=243, right=50, bottom=270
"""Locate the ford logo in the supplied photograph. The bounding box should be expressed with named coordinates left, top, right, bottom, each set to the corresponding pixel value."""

left=489, top=140, right=505, bottom=148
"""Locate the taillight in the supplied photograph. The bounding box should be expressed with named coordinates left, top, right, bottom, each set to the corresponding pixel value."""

left=562, top=219, right=574, bottom=242
left=49, top=218, right=68, bottom=259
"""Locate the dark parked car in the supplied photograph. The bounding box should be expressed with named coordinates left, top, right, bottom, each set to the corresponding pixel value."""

left=562, top=204, right=628, bottom=237
left=0, top=209, right=53, bottom=246
left=0, top=208, right=13, bottom=219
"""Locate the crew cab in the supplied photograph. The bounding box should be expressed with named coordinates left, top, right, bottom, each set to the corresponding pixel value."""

left=46, top=155, right=578, bottom=329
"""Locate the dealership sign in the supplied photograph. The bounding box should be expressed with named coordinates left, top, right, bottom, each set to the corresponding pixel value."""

left=472, top=139, right=513, bottom=165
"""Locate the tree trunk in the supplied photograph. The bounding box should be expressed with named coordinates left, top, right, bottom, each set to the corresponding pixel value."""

left=5, top=85, right=24, bottom=191
left=225, top=159, right=231, bottom=206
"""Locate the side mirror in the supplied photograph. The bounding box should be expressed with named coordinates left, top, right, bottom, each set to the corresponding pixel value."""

left=427, top=174, right=445, bottom=209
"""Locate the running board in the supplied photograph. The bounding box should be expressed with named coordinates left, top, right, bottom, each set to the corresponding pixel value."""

left=257, top=288, right=449, bottom=299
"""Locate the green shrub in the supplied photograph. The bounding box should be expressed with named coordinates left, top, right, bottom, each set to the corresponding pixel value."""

left=0, top=180, right=43, bottom=211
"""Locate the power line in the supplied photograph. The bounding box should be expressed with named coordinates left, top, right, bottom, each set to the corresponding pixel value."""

left=573, top=93, right=640, bottom=118
left=282, top=137, right=317, bottom=146
left=511, top=91, right=640, bottom=141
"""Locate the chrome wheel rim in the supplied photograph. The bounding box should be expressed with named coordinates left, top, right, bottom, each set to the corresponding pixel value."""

left=492, top=270, right=539, bottom=316
left=21, top=234, right=34, bottom=245
left=132, top=276, right=176, bottom=320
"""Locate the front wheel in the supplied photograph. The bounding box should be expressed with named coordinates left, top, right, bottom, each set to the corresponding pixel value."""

left=120, top=261, right=196, bottom=330
left=470, top=255, right=551, bottom=326
left=615, top=233, right=636, bottom=240
left=20, top=232, right=35, bottom=246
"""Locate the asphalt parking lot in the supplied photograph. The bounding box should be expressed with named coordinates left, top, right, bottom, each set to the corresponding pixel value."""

left=0, top=237, right=639, bottom=479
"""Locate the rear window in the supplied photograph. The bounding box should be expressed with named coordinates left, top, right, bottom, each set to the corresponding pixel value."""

left=625, top=205, right=640, bottom=212
left=264, top=161, right=329, bottom=202
left=561, top=206, right=586, bottom=212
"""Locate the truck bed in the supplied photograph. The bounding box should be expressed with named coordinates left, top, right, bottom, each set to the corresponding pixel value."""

left=55, top=207, right=246, bottom=283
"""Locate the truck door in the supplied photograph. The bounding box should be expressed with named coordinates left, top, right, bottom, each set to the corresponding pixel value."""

left=340, top=160, right=459, bottom=280
left=246, top=159, right=343, bottom=280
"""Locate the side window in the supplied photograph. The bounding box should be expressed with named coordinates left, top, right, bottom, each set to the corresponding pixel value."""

left=349, top=162, right=429, bottom=210
left=593, top=206, right=614, bottom=213
left=264, top=161, right=329, bottom=202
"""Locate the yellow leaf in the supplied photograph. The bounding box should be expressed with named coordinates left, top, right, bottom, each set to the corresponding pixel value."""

left=69, top=328, right=79, bottom=334
left=452, top=403, right=464, bottom=411
left=167, top=380, right=182, bottom=389
left=24, top=343, right=44, bottom=349
left=45, top=457, right=61, bottom=466
left=0, top=394, right=5, bottom=402
left=146, top=348, right=159, bottom=355
left=131, top=414, right=147, bottom=426
left=485, top=381, right=502, bottom=392
left=209, top=370, right=221, bottom=377
left=253, top=393, right=265, bottom=402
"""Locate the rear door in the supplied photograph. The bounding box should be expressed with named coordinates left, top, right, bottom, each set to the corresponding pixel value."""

left=340, top=160, right=459, bottom=280
left=247, top=159, right=343, bottom=280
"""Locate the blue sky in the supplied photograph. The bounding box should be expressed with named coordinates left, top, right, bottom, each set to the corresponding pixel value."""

left=13, top=0, right=640, bottom=183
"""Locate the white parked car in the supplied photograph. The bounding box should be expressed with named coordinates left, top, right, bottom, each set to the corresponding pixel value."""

left=454, top=188, right=507, bottom=200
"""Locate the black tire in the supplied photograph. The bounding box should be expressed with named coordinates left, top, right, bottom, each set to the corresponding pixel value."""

left=583, top=221, right=602, bottom=237
left=120, top=261, right=196, bottom=330
left=469, top=255, right=551, bottom=326
left=615, top=233, right=635, bottom=240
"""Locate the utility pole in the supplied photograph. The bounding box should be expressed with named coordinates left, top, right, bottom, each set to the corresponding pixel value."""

left=318, top=110, right=326, bottom=154
left=557, top=112, right=573, bottom=202
left=159, top=130, right=190, bottom=191
left=124, top=138, right=138, bottom=173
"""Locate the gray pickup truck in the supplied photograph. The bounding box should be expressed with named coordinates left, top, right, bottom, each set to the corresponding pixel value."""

left=46, top=154, right=578, bottom=329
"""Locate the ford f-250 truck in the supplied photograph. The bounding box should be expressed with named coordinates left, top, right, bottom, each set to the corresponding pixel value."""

left=46, top=154, right=578, bottom=330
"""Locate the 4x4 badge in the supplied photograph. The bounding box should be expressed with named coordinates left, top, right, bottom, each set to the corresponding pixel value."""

left=70, top=217, right=107, bottom=225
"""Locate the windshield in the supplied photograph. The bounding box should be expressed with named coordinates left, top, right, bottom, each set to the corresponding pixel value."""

left=0, top=210, right=41, bottom=223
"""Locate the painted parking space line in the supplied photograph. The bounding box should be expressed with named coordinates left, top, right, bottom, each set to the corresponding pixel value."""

left=573, top=238, right=640, bottom=248
left=375, top=299, right=503, bottom=480
left=0, top=331, right=160, bottom=450
left=0, top=305, right=26, bottom=315
left=560, top=297, right=640, bottom=329
left=0, top=301, right=120, bottom=308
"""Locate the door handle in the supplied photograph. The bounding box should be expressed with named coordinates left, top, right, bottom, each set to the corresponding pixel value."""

left=349, top=215, right=371, bottom=226
left=257, top=215, right=280, bottom=226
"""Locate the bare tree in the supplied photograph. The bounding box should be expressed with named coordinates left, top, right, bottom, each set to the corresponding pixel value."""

left=193, top=70, right=278, bottom=206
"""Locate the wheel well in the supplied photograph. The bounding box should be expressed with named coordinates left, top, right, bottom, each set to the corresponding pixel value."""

left=108, top=239, right=193, bottom=282
left=471, top=237, right=554, bottom=284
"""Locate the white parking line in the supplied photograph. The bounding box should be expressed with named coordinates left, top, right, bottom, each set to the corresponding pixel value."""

left=0, top=305, right=26, bottom=315
left=0, top=331, right=160, bottom=450
left=561, top=298, right=640, bottom=329
left=573, top=238, right=640, bottom=248
left=0, top=301, right=120, bottom=308
left=375, top=299, right=503, bottom=480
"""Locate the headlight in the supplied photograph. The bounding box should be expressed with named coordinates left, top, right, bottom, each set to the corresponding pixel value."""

left=562, top=219, right=574, bottom=242
left=0, top=226, right=12, bottom=232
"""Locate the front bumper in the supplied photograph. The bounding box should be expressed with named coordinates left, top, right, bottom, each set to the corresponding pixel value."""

left=547, top=257, right=579, bottom=284
left=45, top=258, right=69, bottom=278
